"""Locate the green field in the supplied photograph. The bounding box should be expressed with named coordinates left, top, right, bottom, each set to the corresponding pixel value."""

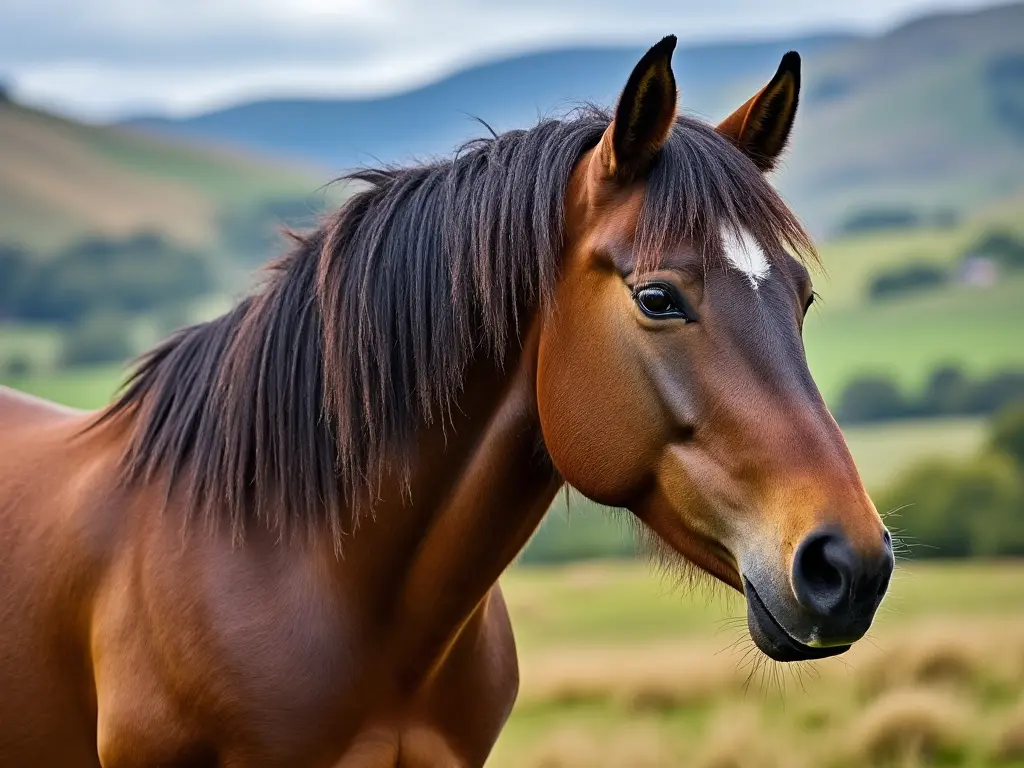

left=802, top=198, right=1024, bottom=402
left=806, top=274, right=1024, bottom=403
left=0, top=364, right=125, bottom=410
left=492, top=560, right=1024, bottom=767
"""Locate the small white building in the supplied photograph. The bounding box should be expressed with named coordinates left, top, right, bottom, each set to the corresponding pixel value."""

left=956, top=255, right=999, bottom=288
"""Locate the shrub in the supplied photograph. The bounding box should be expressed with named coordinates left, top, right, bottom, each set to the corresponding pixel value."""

left=921, top=364, right=971, bottom=415
left=839, top=207, right=921, bottom=235
left=966, top=371, right=1024, bottom=416
left=0, top=355, right=33, bottom=379
left=990, top=401, right=1024, bottom=469
left=867, top=262, right=948, bottom=301
left=834, top=375, right=909, bottom=423
left=4, top=232, right=216, bottom=326
left=835, top=367, right=1024, bottom=424
left=969, top=230, right=1024, bottom=269
left=59, top=314, right=134, bottom=367
left=876, top=453, right=1024, bottom=559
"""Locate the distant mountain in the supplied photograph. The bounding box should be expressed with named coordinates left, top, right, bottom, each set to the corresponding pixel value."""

left=121, top=3, right=1024, bottom=235
left=0, top=100, right=316, bottom=251
left=121, top=34, right=849, bottom=179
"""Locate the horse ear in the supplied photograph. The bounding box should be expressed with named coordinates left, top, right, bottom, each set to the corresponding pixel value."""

left=597, top=35, right=678, bottom=183
left=717, top=51, right=801, bottom=172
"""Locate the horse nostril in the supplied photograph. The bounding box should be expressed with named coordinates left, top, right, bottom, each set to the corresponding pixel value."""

left=792, top=529, right=856, bottom=617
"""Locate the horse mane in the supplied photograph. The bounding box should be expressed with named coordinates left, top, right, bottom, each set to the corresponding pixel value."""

left=95, top=108, right=814, bottom=545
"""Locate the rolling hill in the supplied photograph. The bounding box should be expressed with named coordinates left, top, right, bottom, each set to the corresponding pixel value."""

left=120, top=34, right=847, bottom=174
left=0, top=100, right=317, bottom=250
left=121, top=3, right=1024, bottom=235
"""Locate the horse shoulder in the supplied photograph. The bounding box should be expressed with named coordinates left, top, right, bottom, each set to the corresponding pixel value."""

left=405, top=585, right=520, bottom=767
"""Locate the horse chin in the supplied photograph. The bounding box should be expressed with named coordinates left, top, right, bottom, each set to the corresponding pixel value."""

left=630, top=505, right=743, bottom=593
left=743, top=578, right=851, bottom=662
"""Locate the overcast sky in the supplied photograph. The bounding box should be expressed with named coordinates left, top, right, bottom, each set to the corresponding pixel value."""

left=0, top=0, right=998, bottom=120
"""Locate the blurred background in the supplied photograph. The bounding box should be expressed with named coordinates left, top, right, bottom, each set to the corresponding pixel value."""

left=2, top=0, right=1024, bottom=764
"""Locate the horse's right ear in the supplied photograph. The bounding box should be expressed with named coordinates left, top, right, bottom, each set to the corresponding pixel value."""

left=596, top=35, right=678, bottom=183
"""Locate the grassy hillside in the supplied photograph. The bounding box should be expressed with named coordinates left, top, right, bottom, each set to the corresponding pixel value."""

left=0, top=100, right=317, bottom=250
left=491, top=560, right=1024, bottom=767
left=805, top=195, right=1024, bottom=401
left=807, top=273, right=1024, bottom=401
left=121, top=3, right=1024, bottom=235
left=778, top=2, right=1024, bottom=235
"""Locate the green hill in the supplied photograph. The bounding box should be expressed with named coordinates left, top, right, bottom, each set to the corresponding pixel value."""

left=0, top=100, right=317, bottom=251
left=775, top=2, right=1024, bottom=234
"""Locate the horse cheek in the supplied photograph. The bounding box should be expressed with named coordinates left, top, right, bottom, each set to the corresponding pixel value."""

left=536, top=298, right=659, bottom=508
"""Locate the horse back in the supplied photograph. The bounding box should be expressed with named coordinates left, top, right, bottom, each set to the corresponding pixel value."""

left=0, top=384, right=83, bottom=428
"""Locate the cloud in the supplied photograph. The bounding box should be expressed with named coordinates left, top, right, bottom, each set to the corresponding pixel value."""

left=0, top=0, right=994, bottom=119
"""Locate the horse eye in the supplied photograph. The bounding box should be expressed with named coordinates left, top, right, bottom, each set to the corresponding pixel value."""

left=634, top=284, right=687, bottom=319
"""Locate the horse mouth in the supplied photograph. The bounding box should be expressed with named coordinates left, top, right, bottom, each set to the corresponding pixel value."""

left=743, top=578, right=850, bottom=662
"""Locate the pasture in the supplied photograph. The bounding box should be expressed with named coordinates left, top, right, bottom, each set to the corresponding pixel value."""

left=492, top=560, right=1024, bottom=767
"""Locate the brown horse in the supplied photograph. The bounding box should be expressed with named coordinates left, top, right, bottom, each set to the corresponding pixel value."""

left=0, top=38, right=892, bottom=767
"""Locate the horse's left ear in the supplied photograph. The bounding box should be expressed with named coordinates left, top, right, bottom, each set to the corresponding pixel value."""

left=597, top=35, right=678, bottom=183
left=717, top=51, right=801, bottom=172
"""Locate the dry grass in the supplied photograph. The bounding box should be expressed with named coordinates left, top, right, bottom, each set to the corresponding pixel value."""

left=500, top=621, right=1024, bottom=767
left=492, top=564, right=1024, bottom=768
left=691, top=706, right=797, bottom=768
left=518, top=642, right=748, bottom=711
left=842, top=687, right=971, bottom=766
left=991, top=699, right=1024, bottom=762
left=523, top=723, right=681, bottom=768
left=852, top=620, right=1024, bottom=697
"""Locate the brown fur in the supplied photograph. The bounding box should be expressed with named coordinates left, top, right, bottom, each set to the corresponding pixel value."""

left=0, top=42, right=888, bottom=766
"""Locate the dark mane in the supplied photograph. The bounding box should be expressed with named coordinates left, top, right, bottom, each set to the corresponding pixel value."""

left=96, top=109, right=814, bottom=545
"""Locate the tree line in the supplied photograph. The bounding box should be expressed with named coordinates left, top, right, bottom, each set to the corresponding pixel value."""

left=0, top=233, right=216, bottom=369
left=835, top=366, right=1024, bottom=425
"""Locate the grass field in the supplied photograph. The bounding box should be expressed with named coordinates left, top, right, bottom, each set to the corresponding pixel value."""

left=492, top=560, right=1024, bottom=767
left=805, top=270, right=1024, bottom=403
left=801, top=196, right=1024, bottom=403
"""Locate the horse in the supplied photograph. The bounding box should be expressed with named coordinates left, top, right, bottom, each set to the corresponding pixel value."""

left=0, top=37, right=893, bottom=767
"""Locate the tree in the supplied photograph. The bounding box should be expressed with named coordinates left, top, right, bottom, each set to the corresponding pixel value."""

left=877, top=455, right=1023, bottom=559
left=835, top=375, right=910, bottom=423
left=989, top=401, right=1024, bottom=470
left=922, top=364, right=969, bottom=416
left=967, top=230, right=1024, bottom=270
left=868, top=262, right=948, bottom=302
left=59, top=313, right=135, bottom=367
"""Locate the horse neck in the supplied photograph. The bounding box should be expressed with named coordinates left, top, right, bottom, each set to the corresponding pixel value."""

left=338, top=317, right=562, bottom=673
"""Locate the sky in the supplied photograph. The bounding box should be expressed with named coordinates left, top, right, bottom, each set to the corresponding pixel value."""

left=0, top=0, right=1000, bottom=121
